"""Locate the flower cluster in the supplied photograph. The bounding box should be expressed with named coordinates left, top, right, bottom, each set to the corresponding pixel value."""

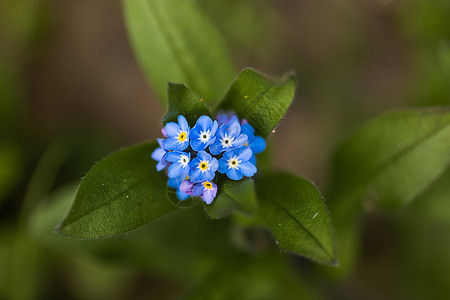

left=151, top=113, right=266, bottom=204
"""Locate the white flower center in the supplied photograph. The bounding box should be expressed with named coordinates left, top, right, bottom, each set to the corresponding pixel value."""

left=220, top=133, right=234, bottom=148
left=227, top=156, right=241, bottom=170
left=198, top=130, right=211, bottom=143
left=178, top=155, right=189, bottom=167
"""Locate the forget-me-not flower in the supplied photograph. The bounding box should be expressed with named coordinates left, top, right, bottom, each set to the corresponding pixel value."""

left=189, top=150, right=218, bottom=182
left=151, top=138, right=168, bottom=171
left=168, top=177, right=190, bottom=201
left=218, top=146, right=257, bottom=180
left=241, top=123, right=266, bottom=165
left=179, top=179, right=194, bottom=195
left=241, top=123, right=266, bottom=154
left=190, top=115, right=218, bottom=151
left=216, top=112, right=239, bottom=126
left=164, top=151, right=191, bottom=179
left=193, top=181, right=218, bottom=204
left=163, top=115, right=190, bottom=151
left=209, top=119, right=248, bottom=155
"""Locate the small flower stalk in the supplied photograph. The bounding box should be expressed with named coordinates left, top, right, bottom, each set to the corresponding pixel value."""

left=152, top=113, right=266, bottom=204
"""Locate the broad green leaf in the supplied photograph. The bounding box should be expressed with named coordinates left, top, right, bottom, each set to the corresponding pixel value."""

left=439, top=41, right=450, bottom=79
left=162, top=83, right=211, bottom=126
left=217, top=69, right=295, bottom=137
left=123, top=0, right=235, bottom=106
left=31, top=184, right=237, bottom=282
left=395, top=169, right=450, bottom=300
left=57, top=142, right=177, bottom=238
left=255, top=171, right=337, bottom=265
left=204, top=176, right=257, bottom=219
left=331, top=108, right=450, bottom=211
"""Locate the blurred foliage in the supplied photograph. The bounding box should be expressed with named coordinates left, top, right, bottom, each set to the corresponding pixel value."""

left=1, top=0, right=450, bottom=299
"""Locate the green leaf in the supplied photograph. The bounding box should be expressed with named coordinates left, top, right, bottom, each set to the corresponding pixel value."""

left=331, top=107, right=450, bottom=211
left=439, top=40, right=450, bottom=79
left=31, top=183, right=237, bottom=282
left=162, top=83, right=211, bottom=126
left=255, top=171, right=337, bottom=265
left=123, top=0, right=235, bottom=106
left=204, top=176, right=257, bottom=219
left=57, top=142, right=177, bottom=239
left=217, top=68, right=296, bottom=137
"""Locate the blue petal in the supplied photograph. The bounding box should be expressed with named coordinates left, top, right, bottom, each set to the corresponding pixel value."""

left=250, top=136, right=266, bottom=154
left=217, top=123, right=226, bottom=137
left=163, top=137, right=180, bottom=150
left=177, top=189, right=191, bottom=201
left=164, top=151, right=182, bottom=162
left=202, top=186, right=217, bottom=204
left=222, top=149, right=236, bottom=160
left=157, top=138, right=165, bottom=148
left=168, top=177, right=183, bottom=189
left=241, top=123, right=255, bottom=139
left=190, top=138, right=206, bottom=152
left=210, top=120, right=218, bottom=136
left=237, top=146, right=253, bottom=162
left=216, top=113, right=229, bottom=126
left=209, top=143, right=222, bottom=155
left=218, top=158, right=228, bottom=173
left=178, top=115, right=190, bottom=132
left=161, top=128, right=168, bottom=138
left=202, top=170, right=215, bottom=182
left=174, top=140, right=189, bottom=151
left=206, top=136, right=216, bottom=147
left=165, top=122, right=180, bottom=137
left=229, top=115, right=239, bottom=124
left=197, top=150, right=211, bottom=162
left=151, top=147, right=165, bottom=161
left=227, top=120, right=241, bottom=137
left=192, top=183, right=204, bottom=196
left=233, top=134, right=248, bottom=148
left=189, top=157, right=201, bottom=169
left=196, top=115, right=212, bottom=131
left=239, top=161, right=257, bottom=177
left=156, top=158, right=168, bottom=171
left=227, top=168, right=242, bottom=180
left=168, top=162, right=186, bottom=178
left=189, top=168, right=203, bottom=183
left=249, top=154, right=257, bottom=166
left=209, top=157, right=219, bottom=172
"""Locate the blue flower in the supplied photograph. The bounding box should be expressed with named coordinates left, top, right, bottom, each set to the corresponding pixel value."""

left=209, top=119, right=248, bottom=155
left=189, top=150, right=218, bottom=183
left=164, top=151, right=191, bottom=179
left=163, top=115, right=190, bottom=151
left=241, top=123, right=266, bottom=154
left=190, top=115, right=218, bottom=151
left=179, top=179, right=194, bottom=195
left=218, top=146, right=257, bottom=180
left=168, top=177, right=190, bottom=201
left=216, top=112, right=239, bottom=126
left=193, top=181, right=218, bottom=204
left=151, top=138, right=168, bottom=171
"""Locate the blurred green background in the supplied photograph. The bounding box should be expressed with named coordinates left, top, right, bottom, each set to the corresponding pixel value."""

left=1, top=0, right=449, bottom=299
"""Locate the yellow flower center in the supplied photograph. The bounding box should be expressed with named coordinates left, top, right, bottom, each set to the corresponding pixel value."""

left=199, top=161, right=208, bottom=171
left=203, top=181, right=213, bottom=189
left=178, top=132, right=187, bottom=142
